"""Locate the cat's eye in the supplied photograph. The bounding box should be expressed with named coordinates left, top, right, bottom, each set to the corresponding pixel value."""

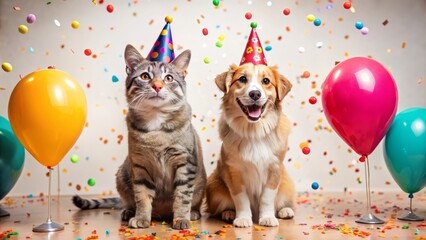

left=165, top=75, right=174, bottom=82
left=262, top=78, right=270, bottom=85
left=238, top=76, right=247, bottom=84
left=140, top=72, right=150, bottom=81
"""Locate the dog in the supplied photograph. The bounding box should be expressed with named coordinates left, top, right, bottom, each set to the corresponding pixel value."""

left=205, top=62, right=295, bottom=228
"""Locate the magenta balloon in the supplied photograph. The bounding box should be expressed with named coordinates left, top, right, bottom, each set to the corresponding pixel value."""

left=322, top=57, right=398, bottom=155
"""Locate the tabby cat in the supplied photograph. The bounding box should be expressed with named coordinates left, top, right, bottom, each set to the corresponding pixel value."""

left=73, top=44, right=206, bottom=230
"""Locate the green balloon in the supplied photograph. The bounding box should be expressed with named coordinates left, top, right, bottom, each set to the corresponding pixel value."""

left=0, top=116, right=25, bottom=200
left=384, top=108, right=426, bottom=194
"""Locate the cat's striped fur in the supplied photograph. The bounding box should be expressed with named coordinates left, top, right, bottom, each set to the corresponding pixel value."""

left=73, top=44, right=206, bottom=230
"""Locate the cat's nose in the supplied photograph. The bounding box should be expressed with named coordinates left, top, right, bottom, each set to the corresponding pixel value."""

left=153, top=85, right=162, bottom=92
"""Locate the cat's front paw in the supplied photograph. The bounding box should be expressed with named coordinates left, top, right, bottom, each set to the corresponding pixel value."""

left=233, top=217, right=253, bottom=228
left=259, top=216, right=279, bottom=227
left=277, top=207, right=294, bottom=219
left=173, top=218, right=191, bottom=230
left=128, top=217, right=150, bottom=228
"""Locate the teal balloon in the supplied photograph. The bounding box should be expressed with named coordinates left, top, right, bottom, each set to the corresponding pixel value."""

left=0, top=116, right=25, bottom=200
left=383, top=108, right=426, bottom=194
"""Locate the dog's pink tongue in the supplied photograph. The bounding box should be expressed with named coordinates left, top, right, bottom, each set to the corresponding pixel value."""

left=247, top=105, right=261, bottom=118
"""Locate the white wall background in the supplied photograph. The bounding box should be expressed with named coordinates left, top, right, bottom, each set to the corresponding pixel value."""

left=1, top=0, right=425, bottom=197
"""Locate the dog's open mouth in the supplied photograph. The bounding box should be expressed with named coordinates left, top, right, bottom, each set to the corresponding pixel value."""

left=236, top=98, right=266, bottom=121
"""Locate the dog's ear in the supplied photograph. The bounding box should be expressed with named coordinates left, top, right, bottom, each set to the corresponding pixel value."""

left=271, top=66, right=292, bottom=100
left=215, top=64, right=238, bottom=93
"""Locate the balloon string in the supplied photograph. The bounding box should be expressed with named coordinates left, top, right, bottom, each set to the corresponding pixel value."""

left=47, top=167, right=52, bottom=223
left=364, top=155, right=372, bottom=214
left=409, top=197, right=413, bottom=213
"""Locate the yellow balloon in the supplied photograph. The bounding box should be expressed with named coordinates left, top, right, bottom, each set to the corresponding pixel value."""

left=8, top=69, right=87, bottom=167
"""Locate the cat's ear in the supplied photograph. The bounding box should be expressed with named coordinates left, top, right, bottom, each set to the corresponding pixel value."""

left=124, top=44, right=144, bottom=75
left=215, top=64, right=238, bottom=93
left=171, top=50, right=191, bottom=77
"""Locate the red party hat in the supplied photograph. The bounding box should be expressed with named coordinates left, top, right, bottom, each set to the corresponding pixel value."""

left=146, top=16, right=175, bottom=63
left=240, top=23, right=267, bottom=66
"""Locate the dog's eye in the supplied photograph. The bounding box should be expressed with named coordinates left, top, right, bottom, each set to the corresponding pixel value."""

left=164, top=74, right=174, bottom=82
left=238, top=76, right=247, bottom=84
left=262, top=78, right=270, bottom=85
left=140, top=72, right=151, bottom=81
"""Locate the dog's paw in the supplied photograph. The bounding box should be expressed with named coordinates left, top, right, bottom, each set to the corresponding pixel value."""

left=190, top=210, right=201, bottom=221
left=259, top=216, right=279, bottom=227
left=173, top=218, right=191, bottom=230
left=128, top=217, right=150, bottom=228
left=121, top=209, right=135, bottom=221
left=222, top=210, right=236, bottom=222
left=277, top=207, right=294, bottom=219
left=233, top=217, right=253, bottom=228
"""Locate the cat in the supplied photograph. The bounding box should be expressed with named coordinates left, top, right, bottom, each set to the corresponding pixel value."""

left=73, top=44, right=206, bottom=230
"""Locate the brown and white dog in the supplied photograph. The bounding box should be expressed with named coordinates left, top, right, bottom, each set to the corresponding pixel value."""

left=206, top=63, right=295, bottom=228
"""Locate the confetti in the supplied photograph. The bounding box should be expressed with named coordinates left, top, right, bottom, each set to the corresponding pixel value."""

left=1, top=62, right=12, bottom=72
left=87, top=178, right=96, bottom=187
left=202, top=28, right=208, bottom=36
left=71, top=20, right=80, bottom=29
left=343, top=1, right=351, bottom=9
left=70, top=154, right=79, bottom=163
left=283, top=8, right=290, bottom=15
left=106, top=4, right=114, bottom=13
left=355, top=21, right=364, bottom=30
left=18, top=25, right=28, bottom=34
left=26, top=14, right=36, bottom=24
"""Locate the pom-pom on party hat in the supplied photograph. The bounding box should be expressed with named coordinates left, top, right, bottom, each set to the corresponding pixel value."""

left=240, top=22, right=267, bottom=66
left=146, top=16, right=175, bottom=63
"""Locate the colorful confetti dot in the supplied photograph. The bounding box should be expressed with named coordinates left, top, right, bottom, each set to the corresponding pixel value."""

left=343, top=1, right=351, bottom=9
left=18, top=24, right=28, bottom=34
left=202, top=28, right=208, bottom=36
left=71, top=20, right=80, bottom=29
left=283, top=8, right=290, bottom=16
left=70, top=154, right=79, bottom=163
left=87, top=178, right=96, bottom=187
left=212, top=0, right=219, bottom=6
left=84, top=49, right=92, bottom=56
left=311, top=182, right=319, bottom=190
left=26, top=14, right=36, bottom=24
left=302, top=147, right=311, bottom=155
left=1, top=62, right=12, bottom=72
left=245, top=12, right=252, bottom=20
left=307, top=14, right=315, bottom=22
left=313, top=18, right=321, bottom=26
left=360, top=27, right=369, bottom=35
left=106, top=4, right=114, bottom=13
left=112, top=75, right=119, bottom=83
left=355, top=21, right=364, bottom=30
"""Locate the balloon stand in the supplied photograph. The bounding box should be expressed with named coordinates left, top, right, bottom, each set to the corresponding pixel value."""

left=33, top=168, right=64, bottom=232
left=355, top=157, right=385, bottom=224
left=398, top=196, right=424, bottom=221
left=0, top=205, right=10, bottom=217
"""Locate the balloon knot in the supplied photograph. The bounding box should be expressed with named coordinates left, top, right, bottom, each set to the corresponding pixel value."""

left=359, top=155, right=367, bottom=163
left=408, top=193, right=414, bottom=199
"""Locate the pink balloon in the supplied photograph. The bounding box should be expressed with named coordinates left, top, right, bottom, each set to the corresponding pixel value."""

left=322, top=57, right=398, bottom=155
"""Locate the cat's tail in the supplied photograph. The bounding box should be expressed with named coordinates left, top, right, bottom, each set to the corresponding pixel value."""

left=72, top=195, right=121, bottom=210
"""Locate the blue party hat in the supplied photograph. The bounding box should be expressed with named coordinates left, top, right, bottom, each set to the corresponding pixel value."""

left=146, top=16, right=175, bottom=63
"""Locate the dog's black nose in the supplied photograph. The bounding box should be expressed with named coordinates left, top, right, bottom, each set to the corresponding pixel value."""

left=249, top=90, right=261, bottom=101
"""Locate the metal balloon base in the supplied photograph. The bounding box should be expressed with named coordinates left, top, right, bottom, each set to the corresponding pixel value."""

left=33, top=220, right=64, bottom=232
left=0, top=206, right=10, bottom=217
left=356, top=213, right=385, bottom=224
left=398, top=212, right=424, bottom=221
